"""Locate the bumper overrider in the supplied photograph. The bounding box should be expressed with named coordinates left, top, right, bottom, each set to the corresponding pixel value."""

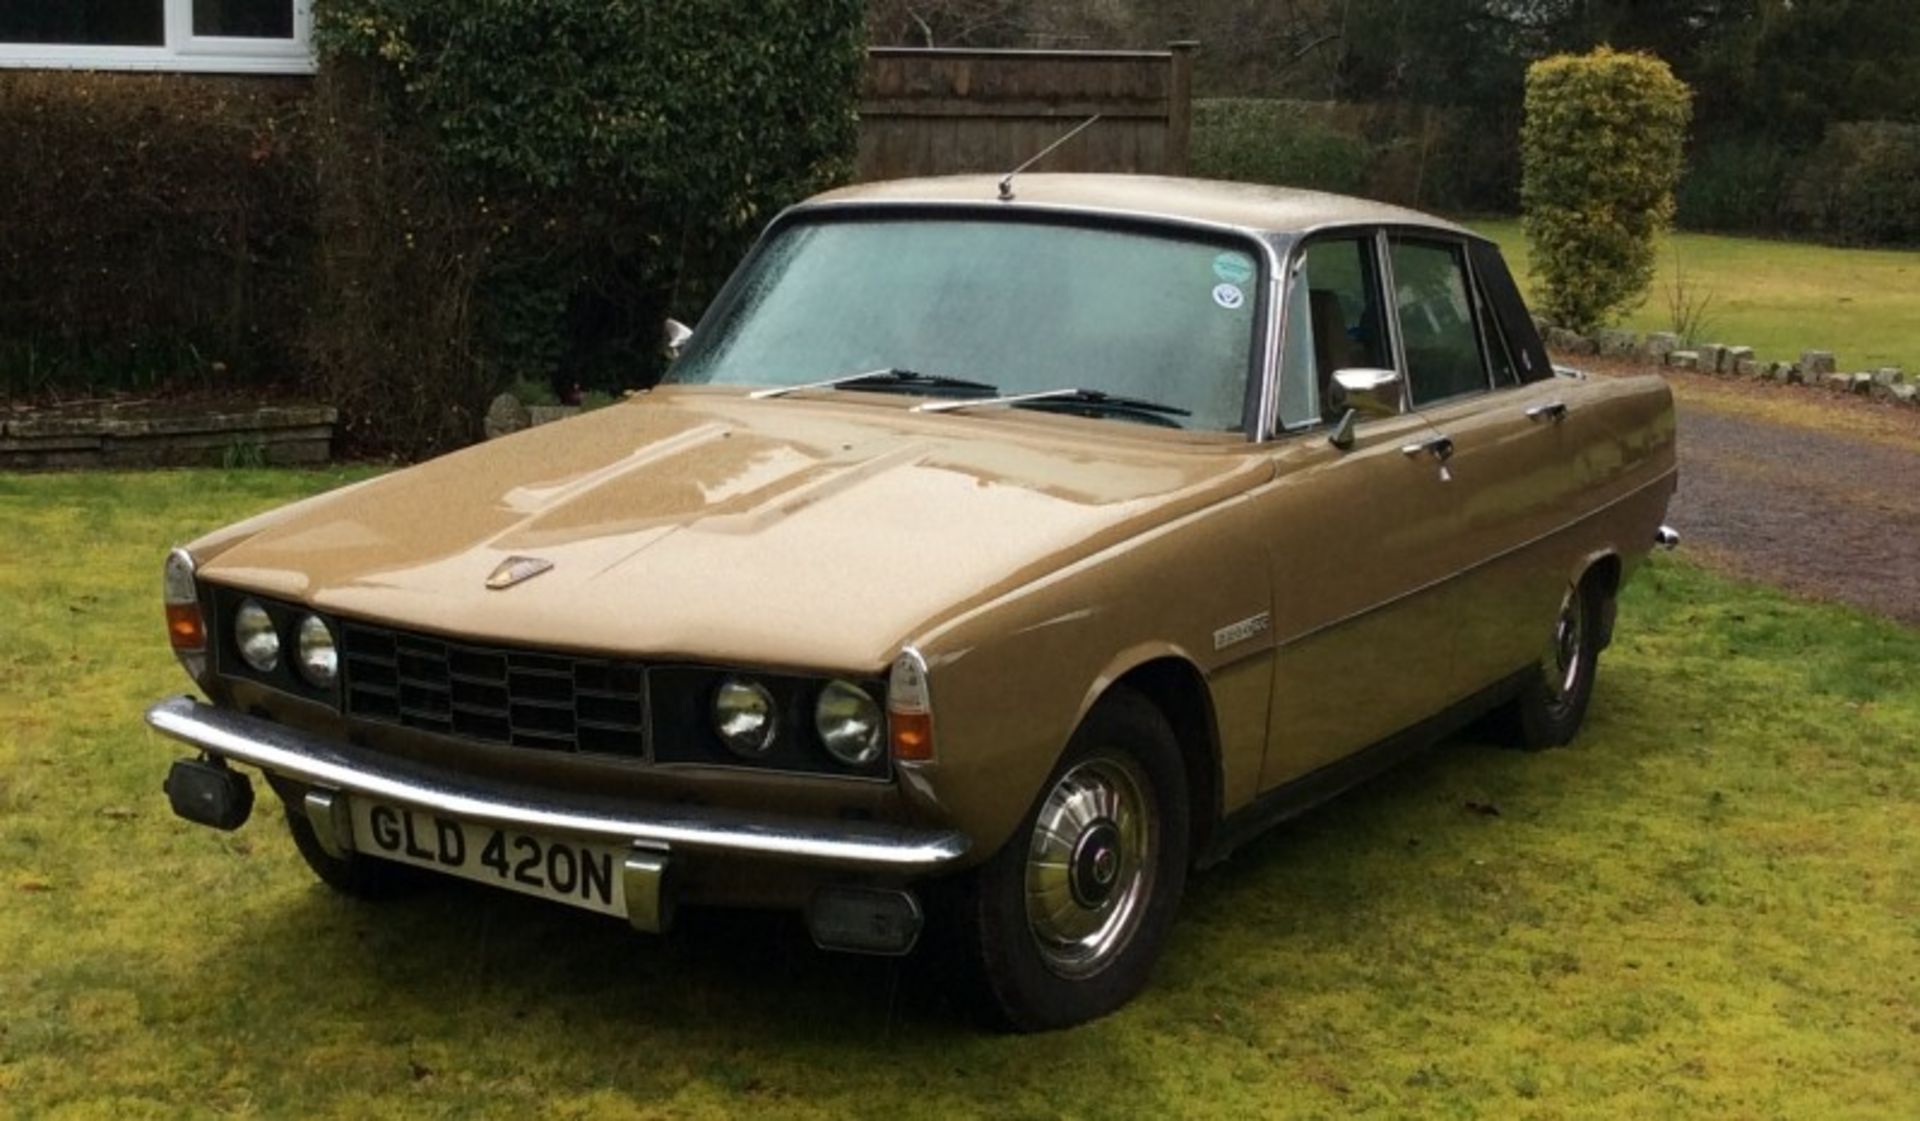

left=146, top=696, right=968, bottom=953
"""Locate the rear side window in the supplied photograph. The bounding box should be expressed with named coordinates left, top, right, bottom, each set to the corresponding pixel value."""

left=1389, top=238, right=1491, bottom=406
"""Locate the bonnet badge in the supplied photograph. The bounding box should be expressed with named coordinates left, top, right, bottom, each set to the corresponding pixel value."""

left=486, top=555, right=553, bottom=590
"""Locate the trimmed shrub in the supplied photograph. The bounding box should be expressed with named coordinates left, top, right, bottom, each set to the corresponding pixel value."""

left=1522, top=48, right=1692, bottom=333
left=0, top=72, right=312, bottom=401
left=1193, top=99, right=1371, bottom=198
left=306, top=0, right=868, bottom=453
left=1783, top=122, right=1920, bottom=247
left=1192, top=98, right=1516, bottom=214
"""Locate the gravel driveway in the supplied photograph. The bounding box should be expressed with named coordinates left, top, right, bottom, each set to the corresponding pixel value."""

left=1658, top=382, right=1920, bottom=625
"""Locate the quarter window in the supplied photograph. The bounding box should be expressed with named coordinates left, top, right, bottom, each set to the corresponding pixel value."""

left=0, top=0, right=311, bottom=73
left=1389, top=238, right=1491, bottom=406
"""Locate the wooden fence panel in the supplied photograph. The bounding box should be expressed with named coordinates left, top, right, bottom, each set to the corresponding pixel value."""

left=856, top=44, right=1195, bottom=182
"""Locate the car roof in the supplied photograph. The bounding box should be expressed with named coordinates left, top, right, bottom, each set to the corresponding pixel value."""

left=804, top=174, right=1475, bottom=239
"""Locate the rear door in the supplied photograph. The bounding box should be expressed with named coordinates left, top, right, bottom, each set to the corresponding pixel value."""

left=1386, top=233, right=1584, bottom=693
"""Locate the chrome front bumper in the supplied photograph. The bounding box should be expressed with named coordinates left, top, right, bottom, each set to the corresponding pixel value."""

left=146, top=696, right=970, bottom=884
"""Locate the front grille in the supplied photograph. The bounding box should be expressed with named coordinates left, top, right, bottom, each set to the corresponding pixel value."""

left=342, top=623, right=648, bottom=757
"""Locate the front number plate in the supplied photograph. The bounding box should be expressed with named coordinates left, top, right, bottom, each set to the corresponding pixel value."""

left=348, top=798, right=627, bottom=919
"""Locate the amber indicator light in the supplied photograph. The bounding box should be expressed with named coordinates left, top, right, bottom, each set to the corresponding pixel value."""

left=166, top=603, right=206, bottom=651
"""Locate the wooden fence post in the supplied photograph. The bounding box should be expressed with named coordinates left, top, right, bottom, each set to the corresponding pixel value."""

left=1167, top=41, right=1198, bottom=176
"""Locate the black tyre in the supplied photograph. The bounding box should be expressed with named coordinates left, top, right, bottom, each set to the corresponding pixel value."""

left=1497, top=575, right=1606, bottom=750
left=281, top=796, right=422, bottom=901
left=952, top=688, right=1190, bottom=1032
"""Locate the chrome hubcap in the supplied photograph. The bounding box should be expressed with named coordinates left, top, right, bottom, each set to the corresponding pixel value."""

left=1025, top=756, right=1156, bottom=979
left=1541, top=587, right=1585, bottom=707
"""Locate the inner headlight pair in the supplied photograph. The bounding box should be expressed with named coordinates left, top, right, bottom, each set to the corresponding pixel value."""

left=234, top=599, right=337, bottom=688
left=712, top=677, right=883, bottom=767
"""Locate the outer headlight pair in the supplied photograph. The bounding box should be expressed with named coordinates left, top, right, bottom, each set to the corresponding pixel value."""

left=711, top=676, right=884, bottom=768
left=233, top=598, right=337, bottom=688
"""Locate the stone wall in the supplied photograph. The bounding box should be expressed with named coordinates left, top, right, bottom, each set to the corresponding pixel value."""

left=1538, top=325, right=1918, bottom=408
left=0, top=404, right=336, bottom=470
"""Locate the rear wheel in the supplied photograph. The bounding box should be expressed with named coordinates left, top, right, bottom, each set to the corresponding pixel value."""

left=1498, top=575, right=1605, bottom=750
left=952, top=689, right=1189, bottom=1032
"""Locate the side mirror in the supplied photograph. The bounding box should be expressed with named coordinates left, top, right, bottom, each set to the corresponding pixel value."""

left=663, top=318, right=694, bottom=360
left=1326, top=368, right=1402, bottom=451
left=1330, top=368, right=1402, bottom=419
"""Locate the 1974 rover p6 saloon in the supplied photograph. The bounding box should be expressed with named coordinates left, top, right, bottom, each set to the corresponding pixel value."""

left=150, top=174, right=1677, bottom=1030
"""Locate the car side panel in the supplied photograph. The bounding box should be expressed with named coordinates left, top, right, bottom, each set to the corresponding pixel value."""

left=901, top=486, right=1278, bottom=861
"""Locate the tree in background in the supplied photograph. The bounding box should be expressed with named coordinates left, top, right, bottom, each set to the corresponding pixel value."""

left=1522, top=48, right=1692, bottom=332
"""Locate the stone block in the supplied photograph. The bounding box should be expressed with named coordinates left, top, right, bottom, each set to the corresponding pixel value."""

left=1801, top=350, right=1838, bottom=376
left=1595, top=329, right=1639, bottom=357
left=527, top=405, right=581, bottom=427
left=1641, top=332, right=1681, bottom=359
left=1735, top=358, right=1759, bottom=378
left=1669, top=351, right=1700, bottom=370
left=484, top=393, right=530, bottom=440
left=1544, top=326, right=1599, bottom=355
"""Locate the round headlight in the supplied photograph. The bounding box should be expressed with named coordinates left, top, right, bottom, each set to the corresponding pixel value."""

left=815, top=680, right=883, bottom=767
left=295, top=614, right=338, bottom=688
left=713, top=678, right=777, bottom=758
left=234, top=600, right=280, bottom=672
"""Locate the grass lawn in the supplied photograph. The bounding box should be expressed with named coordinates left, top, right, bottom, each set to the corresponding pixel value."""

left=3, top=469, right=1918, bottom=1118
left=1470, top=219, right=1920, bottom=372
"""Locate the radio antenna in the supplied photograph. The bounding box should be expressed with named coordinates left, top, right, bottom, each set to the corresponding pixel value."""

left=998, top=114, right=1102, bottom=201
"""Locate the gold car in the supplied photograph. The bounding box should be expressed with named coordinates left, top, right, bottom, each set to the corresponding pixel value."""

left=149, top=175, right=1678, bottom=1031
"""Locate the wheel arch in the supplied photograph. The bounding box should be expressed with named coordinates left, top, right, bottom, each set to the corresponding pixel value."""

left=1078, top=650, right=1223, bottom=862
left=1570, top=549, right=1623, bottom=650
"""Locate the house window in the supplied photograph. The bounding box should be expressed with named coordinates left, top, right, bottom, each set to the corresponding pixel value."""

left=0, top=0, right=313, bottom=74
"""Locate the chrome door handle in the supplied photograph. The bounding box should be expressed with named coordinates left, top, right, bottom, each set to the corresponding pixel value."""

left=1400, top=434, right=1455, bottom=461
left=1526, top=401, right=1569, bottom=423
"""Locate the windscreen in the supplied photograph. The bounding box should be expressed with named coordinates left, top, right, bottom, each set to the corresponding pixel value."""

left=669, top=216, right=1265, bottom=432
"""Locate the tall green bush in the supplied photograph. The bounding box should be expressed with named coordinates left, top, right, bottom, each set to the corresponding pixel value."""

left=306, top=0, right=866, bottom=454
left=1521, top=49, right=1692, bottom=333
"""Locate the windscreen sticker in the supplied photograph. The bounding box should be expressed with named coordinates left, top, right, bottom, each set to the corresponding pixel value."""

left=1212, top=252, right=1256, bottom=285
left=1212, top=282, right=1246, bottom=311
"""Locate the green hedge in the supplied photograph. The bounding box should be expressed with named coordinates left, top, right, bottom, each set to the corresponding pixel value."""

left=306, top=0, right=868, bottom=454
left=1522, top=48, right=1693, bottom=333
left=0, top=72, right=312, bottom=401
left=1191, top=98, right=1517, bottom=214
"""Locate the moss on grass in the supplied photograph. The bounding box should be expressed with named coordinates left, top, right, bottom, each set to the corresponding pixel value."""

left=1, top=471, right=1916, bottom=1117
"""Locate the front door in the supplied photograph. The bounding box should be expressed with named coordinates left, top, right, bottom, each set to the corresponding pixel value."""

left=1253, top=232, right=1463, bottom=790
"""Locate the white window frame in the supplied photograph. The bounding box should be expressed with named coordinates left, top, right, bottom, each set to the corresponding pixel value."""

left=0, top=0, right=314, bottom=75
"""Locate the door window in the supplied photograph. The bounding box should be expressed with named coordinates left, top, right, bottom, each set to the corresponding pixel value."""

left=1278, top=236, right=1393, bottom=428
left=1390, top=238, right=1491, bottom=406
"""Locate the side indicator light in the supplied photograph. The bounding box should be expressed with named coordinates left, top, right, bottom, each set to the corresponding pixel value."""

left=166, top=603, right=206, bottom=652
left=888, top=647, right=934, bottom=762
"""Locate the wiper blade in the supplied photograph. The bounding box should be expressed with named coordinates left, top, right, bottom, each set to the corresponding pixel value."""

left=749, top=367, right=998, bottom=400
left=916, top=387, right=1191, bottom=421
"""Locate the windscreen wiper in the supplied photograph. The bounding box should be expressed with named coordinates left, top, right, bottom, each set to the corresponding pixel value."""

left=749, top=368, right=999, bottom=399
left=916, top=387, right=1191, bottom=424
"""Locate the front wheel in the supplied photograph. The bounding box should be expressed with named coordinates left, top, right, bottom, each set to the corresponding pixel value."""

left=951, top=689, right=1190, bottom=1032
left=1497, top=576, right=1606, bottom=750
left=280, top=795, right=422, bottom=901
